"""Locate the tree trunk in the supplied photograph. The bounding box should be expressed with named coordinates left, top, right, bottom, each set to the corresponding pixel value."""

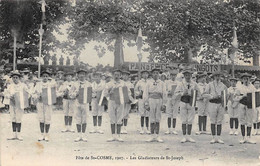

left=183, top=47, right=193, bottom=63
left=114, top=34, right=124, bottom=68
left=253, top=52, right=259, bottom=66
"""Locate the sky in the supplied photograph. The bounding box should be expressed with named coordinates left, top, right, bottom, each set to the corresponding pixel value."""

left=51, top=23, right=256, bottom=67
left=52, top=24, right=150, bottom=67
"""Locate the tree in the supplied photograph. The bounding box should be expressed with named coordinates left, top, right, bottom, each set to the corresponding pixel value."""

left=0, top=0, right=68, bottom=62
left=140, top=0, right=260, bottom=64
left=65, top=0, right=142, bottom=67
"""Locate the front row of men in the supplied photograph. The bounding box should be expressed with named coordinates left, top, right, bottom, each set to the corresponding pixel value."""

left=2, top=68, right=260, bottom=144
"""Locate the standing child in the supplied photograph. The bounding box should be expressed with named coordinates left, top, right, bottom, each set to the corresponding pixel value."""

left=143, top=68, right=167, bottom=143
left=227, top=77, right=239, bottom=136
left=33, top=70, right=57, bottom=141
left=5, top=70, right=29, bottom=141
left=74, top=69, right=92, bottom=142
left=196, top=73, right=210, bottom=135
left=60, top=72, right=79, bottom=132
left=134, top=70, right=151, bottom=134
left=175, top=68, right=199, bottom=143
left=165, top=70, right=179, bottom=135
left=252, top=78, right=260, bottom=136
left=121, top=70, right=134, bottom=134
left=90, top=71, right=106, bottom=134
left=235, top=73, right=256, bottom=144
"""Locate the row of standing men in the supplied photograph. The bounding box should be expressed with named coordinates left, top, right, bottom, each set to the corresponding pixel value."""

left=1, top=67, right=260, bottom=144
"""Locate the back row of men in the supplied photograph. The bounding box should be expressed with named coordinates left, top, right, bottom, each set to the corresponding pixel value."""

left=1, top=67, right=260, bottom=144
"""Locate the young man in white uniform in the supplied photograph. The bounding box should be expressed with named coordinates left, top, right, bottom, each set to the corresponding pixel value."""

left=195, top=73, right=210, bottom=135
left=59, top=72, right=79, bottom=132
left=33, top=70, right=57, bottom=141
left=5, top=71, right=29, bottom=141
left=74, top=69, right=92, bottom=142
left=165, top=70, right=179, bottom=135
left=90, top=72, right=106, bottom=134
left=135, top=70, right=151, bottom=134
left=204, top=71, right=227, bottom=144
left=143, top=68, right=167, bottom=143
left=252, top=78, right=260, bottom=135
left=235, top=73, right=256, bottom=144
left=121, top=70, right=134, bottom=134
left=227, top=77, right=239, bottom=135
left=175, top=68, right=199, bottom=143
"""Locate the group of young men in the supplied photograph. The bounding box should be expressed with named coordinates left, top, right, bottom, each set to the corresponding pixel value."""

left=1, top=66, right=259, bottom=145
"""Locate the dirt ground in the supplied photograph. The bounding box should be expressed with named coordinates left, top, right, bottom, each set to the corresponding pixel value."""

left=1, top=110, right=260, bottom=166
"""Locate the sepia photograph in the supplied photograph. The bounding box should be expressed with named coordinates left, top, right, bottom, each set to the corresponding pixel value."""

left=0, top=0, right=260, bottom=166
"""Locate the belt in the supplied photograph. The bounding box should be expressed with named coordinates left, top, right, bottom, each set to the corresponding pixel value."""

left=180, top=95, right=191, bottom=103
left=149, top=92, right=162, bottom=99
left=136, top=95, right=143, bottom=99
left=209, top=98, right=221, bottom=104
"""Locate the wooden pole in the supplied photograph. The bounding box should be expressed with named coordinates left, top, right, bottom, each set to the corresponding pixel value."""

left=232, top=59, right=235, bottom=77
left=13, top=36, right=17, bottom=71
left=137, top=53, right=142, bottom=80
left=38, top=24, right=44, bottom=78
left=138, top=55, right=141, bottom=80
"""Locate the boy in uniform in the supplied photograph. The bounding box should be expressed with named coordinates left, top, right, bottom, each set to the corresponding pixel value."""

left=175, top=68, right=199, bottom=143
left=143, top=68, right=167, bottom=143
left=205, top=71, right=227, bottom=144
left=90, top=71, right=106, bottom=134
left=5, top=70, right=29, bottom=141
left=135, top=70, right=151, bottom=134
left=165, top=70, right=179, bottom=135
left=252, top=78, right=260, bottom=135
left=196, top=73, right=210, bottom=135
left=227, top=77, right=239, bottom=135
left=121, top=70, right=134, bottom=134
left=104, top=69, right=132, bottom=142
left=33, top=70, right=57, bottom=141
left=74, top=69, right=92, bottom=142
left=234, top=73, right=256, bottom=144
left=60, top=72, right=79, bottom=132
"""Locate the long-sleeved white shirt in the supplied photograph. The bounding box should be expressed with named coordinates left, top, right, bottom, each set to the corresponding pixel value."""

left=143, top=78, right=167, bottom=104
left=175, top=79, right=199, bottom=98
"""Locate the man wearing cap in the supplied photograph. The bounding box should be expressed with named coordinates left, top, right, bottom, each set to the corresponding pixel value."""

left=135, top=70, right=151, bottom=135
left=32, top=70, right=57, bottom=141
left=143, top=68, right=167, bottom=143
left=160, top=73, right=167, bottom=82
left=59, top=71, right=79, bottom=132
left=165, top=70, right=179, bottom=135
left=20, top=68, right=30, bottom=113
left=252, top=78, right=260, bottom=136
left=90, top=71, right=106, bottom=134
left=121, top=70, right=134, bottom=134
left=175, top=68, right=199, bottom=143
left=74, top=69, right=92, bottom=142
left=103, top=69, right=132, bottom=142
left=0, top=69, right=5, bottom=109
left=2, top=69, right=13, bottom=109
left=55, top=70, right=65, bottom=110
left=195, top=72, right=210, bottom=135
left=4, top=70, right=29, bottom=141
left=160, top=73, right=167, bottom=113
left=21, top=68, right=30, bottom=82
left=234, top=73, right=256, bottom=144
left=101, top=73, right=107, bottom=84
left=204, top=71, right=227, bottom=144
left=227, top=77, right=240, bottom=135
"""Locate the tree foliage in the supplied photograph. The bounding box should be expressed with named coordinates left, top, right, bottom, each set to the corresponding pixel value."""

left=0, top=0, right=68, bottom=61
left=1, top=0, right=259, bottom=66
